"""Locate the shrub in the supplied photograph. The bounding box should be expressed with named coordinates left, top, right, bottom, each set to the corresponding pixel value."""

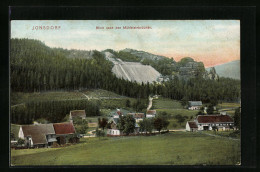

left=17, top=138, right=25, bottom=146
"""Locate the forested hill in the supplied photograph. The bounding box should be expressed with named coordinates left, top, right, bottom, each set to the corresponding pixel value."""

left=206, top=60, right=240, bottom=80
left=11, top=38, right=240, bottom=103
left=10, top=38, right=153, bottom=98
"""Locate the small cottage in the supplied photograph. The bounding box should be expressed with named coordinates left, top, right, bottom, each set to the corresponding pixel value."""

left=128, top=113, right=145, bottom=123
left=188, top=101, right=202, bottom=110
left=107, top=118, right=121, bottom=136
left=195, top=114, right=234, bottom=131
left=186, top=121, right=198, bottom=132
left=69, top=110, right=86, bottom=122
left=146, top=110, right=156, bottom=118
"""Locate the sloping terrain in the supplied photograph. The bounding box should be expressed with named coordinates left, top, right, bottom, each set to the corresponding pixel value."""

left=104, top=51, right=161, bottom=83
left=11, top=132, right=240, bottom=165
left=112, top=62, right=161, bottom=83
left=206, top=60, right=240, bottom=80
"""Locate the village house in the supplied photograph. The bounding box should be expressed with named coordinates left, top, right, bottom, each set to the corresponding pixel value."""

left=127, top=113, right=145, bottom=123
left=107, top=116, right=140, bottom=136
left=188, top=101, right=202, bottom=110
left=146, top=110, right=156, bottom=118
left=113, top=109, right=123, bottom=118
left=53, top=122, right=77, bottom=145
left=69, top=110, right=86, bottom=122
left=18, top=124, right=57, bottom=148
left=186, top=121, right=198, bottom=132
left=107, top=118, right=121, bottom=136
left=194, top=114, right=234, bottom=131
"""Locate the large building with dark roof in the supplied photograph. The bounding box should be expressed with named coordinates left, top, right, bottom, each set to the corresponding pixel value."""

left=18, top=124, right=57, bottom=147
left=18, top=122, right=77, bottom=147
left=186, top=114, right=234, bottom=131
left=195, top=114, right=234, bottom=131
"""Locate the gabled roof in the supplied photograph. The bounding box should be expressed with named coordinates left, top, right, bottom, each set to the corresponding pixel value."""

left=197, top=115, right=233, bottom=123
left=128, top=113, right=145, bottom=118
left=70, top=110, right=86, bottom=118
left=116, top=111, right=122, bottom=115
left=21, top=124, right=55, bottom=145
left=53, top=122, right=76, bottom=135
left=188, top=101, right=202, bottom=106
left=188, top=121, right=198, bottom=128
left=113, top=118, right=119, bottom=124
left=147, top=110, right=156, bottom=115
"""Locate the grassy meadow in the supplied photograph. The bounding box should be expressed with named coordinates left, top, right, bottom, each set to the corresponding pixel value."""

left=152, top=97, right=198, bottom=129
left=11, top=132, right=240, bottom=166
left=153, top=97, right=183, bottom=109
left=11, top=91, right=86, bottom=105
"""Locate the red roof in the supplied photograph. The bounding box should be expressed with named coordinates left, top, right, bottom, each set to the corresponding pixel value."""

left=197, top=115, right=233, bottom=123
left=147, top=110, right=156, bottom=115
left=188, top=122, right=198, bottom=128
left=53, top=122, right=76, bottom=135
left=128, top=113, right=145, bottom=118
left=116, top=111, right=122, bottom=115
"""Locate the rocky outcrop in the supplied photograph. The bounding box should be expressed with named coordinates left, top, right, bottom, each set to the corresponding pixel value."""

left=204, top=67, right=219, bottom=80
left=121, top=48, right=170, bottom=61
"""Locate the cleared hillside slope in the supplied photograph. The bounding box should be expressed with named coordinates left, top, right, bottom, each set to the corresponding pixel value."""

left=112, top=62, right=161, bottom=83
left=104, top=51, right=161, bottom=83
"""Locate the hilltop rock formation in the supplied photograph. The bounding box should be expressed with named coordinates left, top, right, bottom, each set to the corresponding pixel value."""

left=122, top=48, right=169, bottom=61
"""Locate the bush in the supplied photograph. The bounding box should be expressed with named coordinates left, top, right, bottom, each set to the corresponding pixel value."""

left=95, top=128, right=105, bottom=138
left=17, top=138, right=25, bottom=146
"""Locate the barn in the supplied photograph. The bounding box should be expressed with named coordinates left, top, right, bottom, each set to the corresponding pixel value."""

left=53, top=122, right=78, bottom=145
left=18, top=124, right=57, bottom=148
left=195, top=115, right=234, bottom=131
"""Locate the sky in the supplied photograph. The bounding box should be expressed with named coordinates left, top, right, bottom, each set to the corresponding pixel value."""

left=11, top=20, right=240, bottom=67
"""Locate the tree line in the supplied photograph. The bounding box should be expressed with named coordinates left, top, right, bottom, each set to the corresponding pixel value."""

left=11, top=99, right=100, bottom=124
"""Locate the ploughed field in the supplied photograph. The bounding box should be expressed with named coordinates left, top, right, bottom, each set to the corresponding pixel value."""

left=11, top=132, right=240, bottom=165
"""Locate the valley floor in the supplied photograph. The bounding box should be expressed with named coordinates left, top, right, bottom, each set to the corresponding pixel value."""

left=11, top=132, right=240, bottom=166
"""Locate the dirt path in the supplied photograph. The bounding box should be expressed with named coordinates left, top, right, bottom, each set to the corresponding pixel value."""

left=11, top=103, right=25, bottom=107
left=147, top=97, right=153, bottom=110
left=79, top=91, right=90, bottom=100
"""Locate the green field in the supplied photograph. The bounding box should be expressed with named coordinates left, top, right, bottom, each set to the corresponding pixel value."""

left=11, top=91, right=86, bottom=105
left=11, top=132, right=240, bottom=166
left=11, top=124, right=20, bottom=140
left=153, top=97, right=183, bottom=109
left=217, top=102, right=240, bottom=109
left=153, top=97, right=199, bottom=129
left=82, top=89, right=126, bottom=98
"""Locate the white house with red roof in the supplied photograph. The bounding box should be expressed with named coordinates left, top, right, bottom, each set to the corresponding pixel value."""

left=194, top=114, right=234, bottom=131
left=146, top=110, right=156, bottom=118
left=113, top=109, right=123, bottom=118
